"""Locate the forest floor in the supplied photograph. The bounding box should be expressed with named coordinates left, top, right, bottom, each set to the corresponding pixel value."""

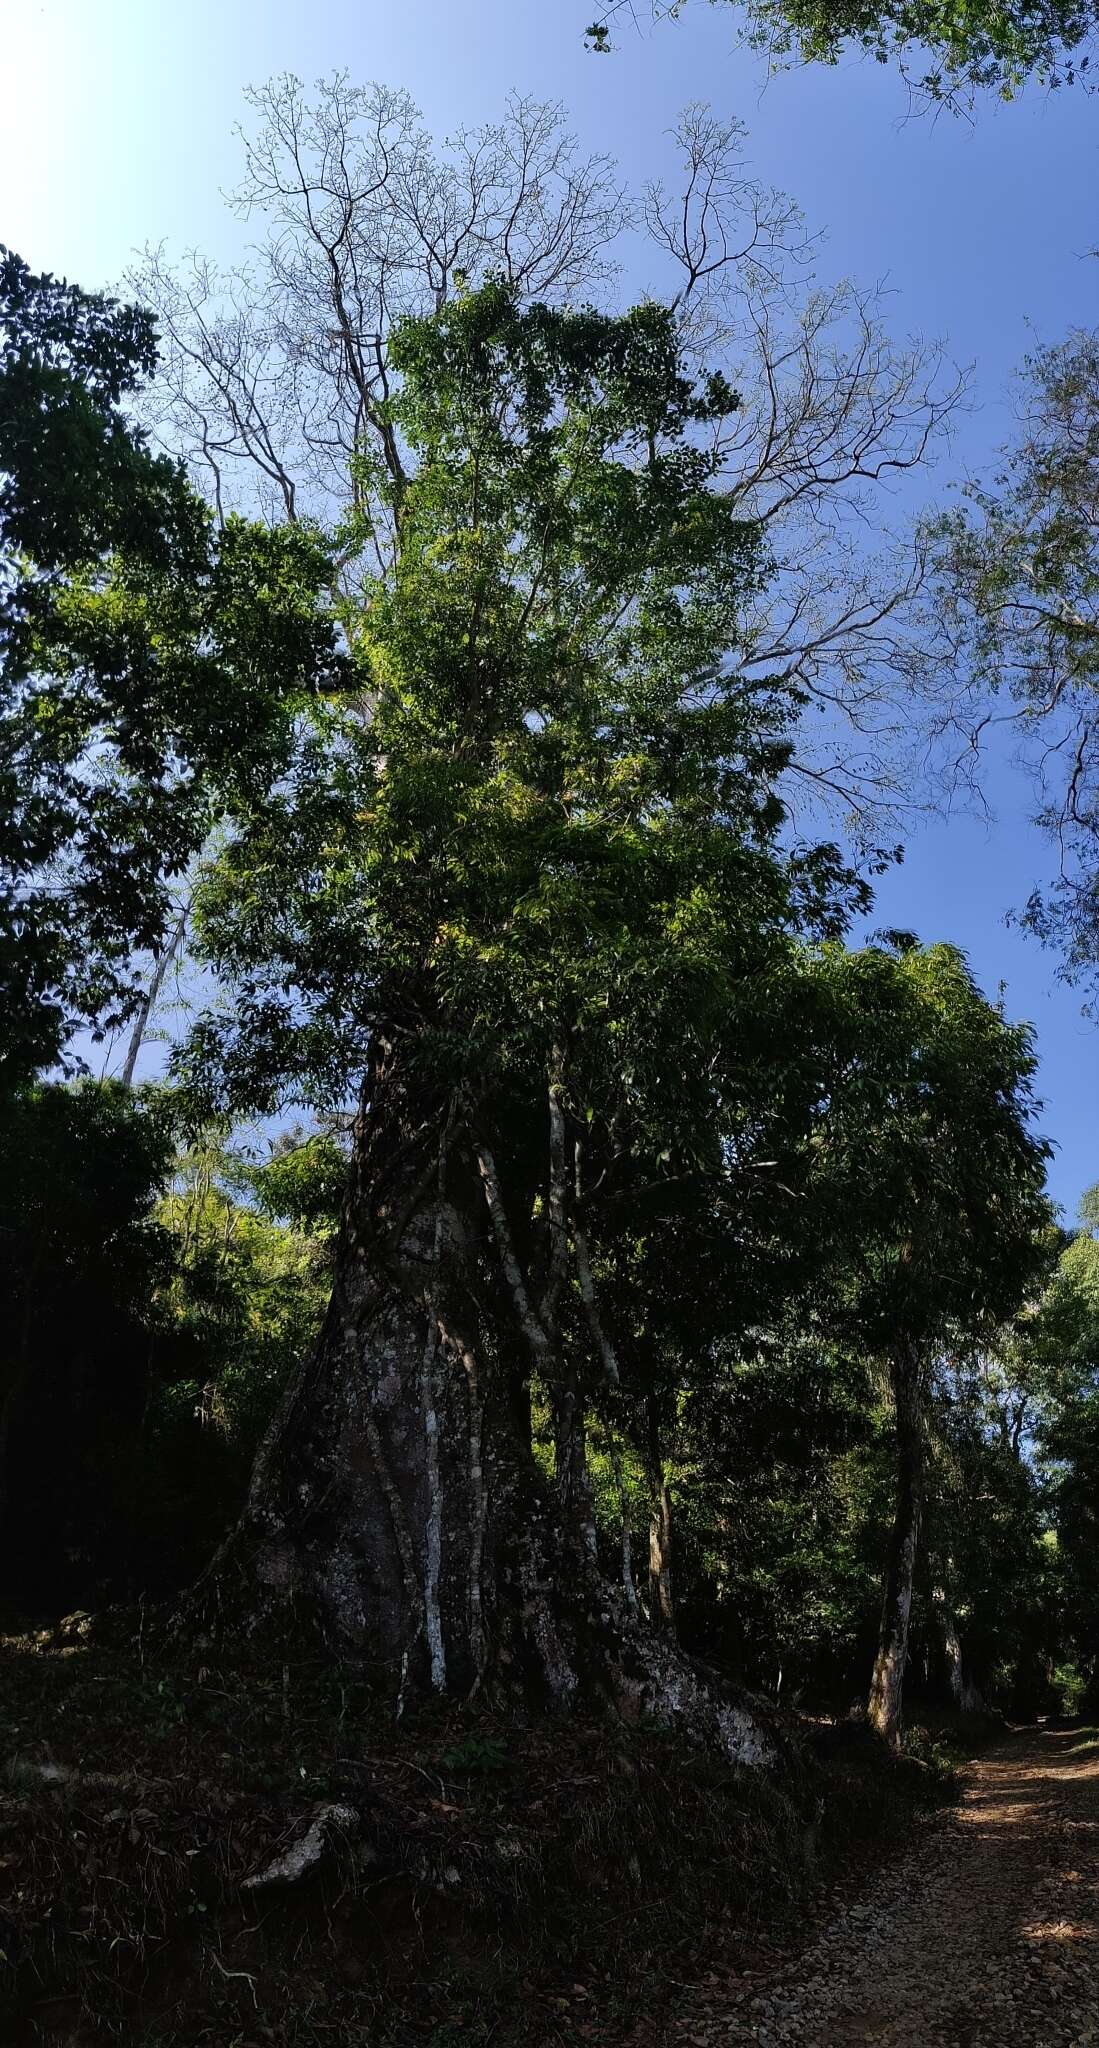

left=0, top=1620, right=1094, bottom=2044
left=680, top=1723, right=1099, bottom=2047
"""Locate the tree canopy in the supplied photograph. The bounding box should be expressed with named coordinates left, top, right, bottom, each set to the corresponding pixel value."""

left=587, top=1, right=1098, bottom=97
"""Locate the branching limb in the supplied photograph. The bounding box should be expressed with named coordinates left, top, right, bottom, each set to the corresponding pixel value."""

left=573, top=1137, right=621, bottom=1391
left=541, top=1053, right=570, bottom=1336
left=476, top=1142, right=551, bottom=1367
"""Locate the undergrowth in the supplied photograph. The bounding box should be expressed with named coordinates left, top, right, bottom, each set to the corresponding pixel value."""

left=0, top=1621, right=963, bottom=2046
left=900, top=1706, right=1005, bottom=1785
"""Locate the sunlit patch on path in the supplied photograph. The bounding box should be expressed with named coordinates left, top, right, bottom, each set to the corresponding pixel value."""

left=678, top=1726, right=1099, bottom=2046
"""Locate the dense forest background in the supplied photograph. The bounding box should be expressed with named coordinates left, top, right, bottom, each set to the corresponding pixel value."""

left=4, top=1070, right=1099, bottom=1724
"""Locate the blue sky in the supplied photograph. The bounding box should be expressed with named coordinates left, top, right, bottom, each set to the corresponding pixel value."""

left=3, top=0, right=1097, bottom=1210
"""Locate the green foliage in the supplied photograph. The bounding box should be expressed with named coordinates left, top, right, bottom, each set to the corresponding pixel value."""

left=1020, top=1217, right=1099, bottom=1704
left=930, top=1354, right=1060, bottom=1710
left=440, top=1733, right=509, bottom=1775
left=928, top=329, right=1099, bottom=987
left=0, top=248, right=347, bottom=1090
left=134, top=1131, right=336, bottom=1585
left=568, top=933, right=1051, bottom=1711
left=247, top=1128, right=350, bottom=1233
left=673, top=1341, right=891, bottom=1698
left=899, top=1723, right=966, bottom=1783
left=592, top=1, right=1098, bottom=97
left=0, top=247, right=185, bottom=572
left=805, top=939, right=1052, bottom=1359
left=1053, top=1664, right=1089, bottom=1714
left=741, top=0, right=1097, bottom=95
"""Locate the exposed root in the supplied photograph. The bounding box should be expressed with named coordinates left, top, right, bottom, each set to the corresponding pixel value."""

left=609, top=1621, right=777, bottom=1770
left=241, top=1801, right=364, bottom=1890
left=6, top=1759, right=171, bottom=1795
left=208, top=1949, right=259, bottom=2006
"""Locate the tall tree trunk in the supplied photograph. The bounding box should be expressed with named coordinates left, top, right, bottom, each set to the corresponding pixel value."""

left=552, top=1378, right=599, bottom=1566
left=868, top=1340, right=925, bottom=1750
left=214, top=1036, right=515, bottom=1697
left=193, top=1033, right=774, bottom=1767
left=932, top=1580, right=964, bottom=1706
left=119, top=903, right=188, bottom=1087
left=931, top=1577, right=984, bottom=1715
left=647, top=1399, right=676, bottom=1634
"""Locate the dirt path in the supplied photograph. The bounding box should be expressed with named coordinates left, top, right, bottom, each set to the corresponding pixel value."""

left=684, top=1726, right=1099, bottom=2046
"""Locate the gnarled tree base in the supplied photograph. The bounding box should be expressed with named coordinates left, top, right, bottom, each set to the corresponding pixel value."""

left=179, top=1492, right=776, bottom=1772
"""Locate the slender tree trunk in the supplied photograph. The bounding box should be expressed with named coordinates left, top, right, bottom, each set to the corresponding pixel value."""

left=931, top=1577, right=985, bottom=1715
left=606, top=1430, right=639, bottom=1616
left=868, top=1340, right=925, bottom=1750
left=552, top=1378, right=599, bottom=1566
left=930, top=1577, right=963, bottom=1705
left=649, top=1483, right=675, bottom=1633
left=120, top=903, right=187, bottom=1087
left=647, top=1400, right=675, bottom=1635
left=194, top=1033, right=774, bottom=1765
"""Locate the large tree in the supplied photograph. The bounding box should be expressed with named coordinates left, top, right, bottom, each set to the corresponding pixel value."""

left=174, top=279, right=871, bottom=1752
left=88, top=78, right=960, bottom=1741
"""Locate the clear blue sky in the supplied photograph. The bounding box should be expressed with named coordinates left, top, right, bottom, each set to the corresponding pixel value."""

left=4, top=0, right=1098, bottom=1211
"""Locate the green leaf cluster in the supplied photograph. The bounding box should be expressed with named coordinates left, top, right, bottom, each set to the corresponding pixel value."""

left=0, top=250, right=347, bottom=1089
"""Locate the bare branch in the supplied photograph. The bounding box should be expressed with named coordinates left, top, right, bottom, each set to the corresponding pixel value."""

left=131, top=76, right=626, bottom=576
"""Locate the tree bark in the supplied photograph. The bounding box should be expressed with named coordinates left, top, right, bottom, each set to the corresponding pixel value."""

left=552, top=1378, right=599, bottom=1566
left=932, top=1580, right=964, bottom=1706
left=119, top=903, right=187, bottom=1088
left=192, top=1033, right=774, bottom=1767
left=931, top=1578, right=984, bottom=1715
left=868, top=1340, right=925, bottom=1750
left=647, top=1400, right=676, bottom=1635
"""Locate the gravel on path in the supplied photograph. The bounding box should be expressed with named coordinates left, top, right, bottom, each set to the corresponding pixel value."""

left=679, top=1725, right=1099, bottom=2047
